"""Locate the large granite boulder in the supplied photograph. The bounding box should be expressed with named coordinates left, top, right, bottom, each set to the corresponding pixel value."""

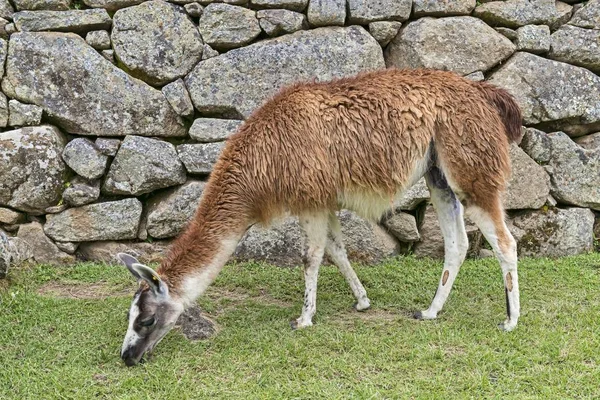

left=146, top=180, right=206, bottom=239
left=62, top=138, right=108, bottom=180
left=385, top=16, right=515, bottom=76
left=185, top=26, right=384, bottom=118
left=17, top=222, right=74, bottom=265
left=510, top=207, right=595, bottom=257
left=112, top=1, right=204, bottom=85
left=473, top=0, right=571, bottom=29
left=504, top=144, right=550, bottom=210
left=44, top=198, right=143, bottom=242
left=488, top=52, right=600, bottom=137
left=0, top=126, right=66, bottom=214
left=12, top=9, right=111, bottom=33
left=548, top=25, right=600, bottom=74
left=2, top=32, right=186, bottom=137
left=103, top=136, right=187, bottom=196
left=198, top=3, right=261, bottom=50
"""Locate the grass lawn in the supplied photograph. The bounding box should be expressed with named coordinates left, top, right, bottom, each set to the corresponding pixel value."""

left=1, top=254, right=599, bottom=399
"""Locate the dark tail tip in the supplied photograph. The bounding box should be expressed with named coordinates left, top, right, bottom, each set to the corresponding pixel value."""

left=477, top=81, right=523, bottom=143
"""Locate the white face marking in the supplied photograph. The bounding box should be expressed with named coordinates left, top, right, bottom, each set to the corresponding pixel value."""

left=121, top=293, right=142, bottom=356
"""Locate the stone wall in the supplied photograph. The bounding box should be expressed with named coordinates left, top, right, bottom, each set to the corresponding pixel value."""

left=0, top=0, right=598, bottom=272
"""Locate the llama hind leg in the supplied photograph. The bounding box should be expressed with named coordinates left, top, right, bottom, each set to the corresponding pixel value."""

left=291, top=211, right=329, bottom=330
left=467, top=202, right=520, bottom=331
left=326, top=212, right=371, bottom=311
left=415, top=166, right=469, bottom=320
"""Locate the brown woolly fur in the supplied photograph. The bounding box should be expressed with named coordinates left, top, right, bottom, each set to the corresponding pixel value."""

left=157, top=68, right=522, bottom=291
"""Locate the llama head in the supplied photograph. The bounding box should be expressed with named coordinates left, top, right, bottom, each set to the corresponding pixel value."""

left=117, top=253, right=184, bottom=366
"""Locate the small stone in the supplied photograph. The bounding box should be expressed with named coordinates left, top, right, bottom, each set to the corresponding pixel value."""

left=396, top=178, right=430, bottom=210
left=101, top=49, right=115, bottom=64
left=382, top=211, right=420, bottom=242
left=465, top=71, right=485, bottom=81
left=479, top=248, right=495, bottom=258
left=62, top=178, right=100, bottom=207
left=4, top=22, right=15, bottom=35
left=495, top=27, right=517, bottom=40
left=13, top=9, right=112, bottom=33
left=18, top=222, right=75, bottom=265
left=413, top=0, right=476, bottom=17
left=85, top=30, right=110, bottom=50
left=8, top=100, right=43, bottom=127
left=307, top=0, right=345, bottom=27
left=515, top=24, right=550, bottom=54
left=176, top=305, right=216, bottom=341
left=198, top=3, right=261, bottom=50
left=0, top=18, right=9, bottom=40
left=189, top=118, right=242, bottom=142
left=574, top=132, right=600, bottom=150
left=368, top=21, right=402, bottom=47
left=347, top=0, right=411, bottom=24
left=520, top=127, right=552, bottom=164
left=201, top=44, right=218, bottom=60
left=0, top=208, right=25, bottom=224
left=137, top=216, right=147, bottom=240
left=45, top=204, right=67, bottom=214
left=44, top=198, right=143, bottom=242
left=13, top=0, right=72, bottom=11
left=94, top=138, right=121, bottom=156
left=55, top=241, right=78, bottom=254
left=104, top=135, right=187, bottom=196
left=177, top=142, right=225, bottom=174
left=62, top=138, right=109, bottom=180
left=257, top=9, right=307, bottom=37
left=545, top=195, right=557, bottom=207
left=162, top=79, right=195, bottom=118
left=184, top=2, right=203, bottom=17
left=78, top=240, right=170, bottom=264
left=249, top=0, right=307, bottom=12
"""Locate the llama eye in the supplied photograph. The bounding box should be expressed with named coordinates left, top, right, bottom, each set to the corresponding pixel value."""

left=140, top=317, right=155, bottom=327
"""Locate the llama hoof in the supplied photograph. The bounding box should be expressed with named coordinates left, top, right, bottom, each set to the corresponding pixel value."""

left=498, top=318, right=518, bottom=332
left=414, top=309, right=437, bottom=320
left=290, top=319, right=312, bottom=330
left=353, top=299, right=371, bottom=312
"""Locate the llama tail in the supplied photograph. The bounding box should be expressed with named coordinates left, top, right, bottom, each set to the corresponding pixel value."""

left=476, top=82, right=523, bottom=143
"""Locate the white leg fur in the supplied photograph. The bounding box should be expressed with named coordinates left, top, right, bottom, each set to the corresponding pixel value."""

left=326, top=212, right=370, bottom=311
left=417, top=179, right=469, bottom=320
left=467, top=206, right=520, bottom=331
left=292, top=212, right=329, bottom=329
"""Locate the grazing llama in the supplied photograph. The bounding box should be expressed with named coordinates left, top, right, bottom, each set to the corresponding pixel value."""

left=117, top=68, right=522, bottom=366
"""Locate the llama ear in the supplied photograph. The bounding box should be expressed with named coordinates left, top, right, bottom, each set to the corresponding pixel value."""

left=130, top=263, right=167, bottom=295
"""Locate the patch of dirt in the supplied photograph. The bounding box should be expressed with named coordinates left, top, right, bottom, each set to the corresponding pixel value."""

left=38, top=282, right=133, bottom=299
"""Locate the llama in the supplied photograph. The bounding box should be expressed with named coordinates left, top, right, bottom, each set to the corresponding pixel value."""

left=117, top=68, right=522, bottom=366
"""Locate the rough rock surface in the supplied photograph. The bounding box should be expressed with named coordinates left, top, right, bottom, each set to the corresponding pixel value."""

left=0, top=93, right=6, bottom=127
left=235, top=211, right=400, bottom=266
left=17, top=222, right=74, bottom=265
left=368, top=21, right=402, bottom=47
left=62, top=138, right=108, bottom=180
left=54, top=241, right=78, bottom=254
left=473, top=0, right=570, bottom=29
left=382, top=212, right=420, bottom=242
left=184, top=2, right=203, bottom=17
left=0, top=208, right=25, bottom=224
left=198, top=3, right=261, bottom=50
left=413, top=0, right=476, bottom=17
left=257, top=9, right=307, bottom=37
left=413, top=206, right=483, bottom=259
left=385, top=16, right=515, bottom=76
left=496, top=27, right=517, bottom=40
left=504, top=144, right=551, bottom=210
left=85, top=30, right=110, bottom=50
left=0, top=1, right=10, bottom=21
left=83, top=0, right=144, bottom=11
left=520, top=127, right=552, bottom=164
left=2, top=32, right=186, bottom=138
left=176, top=305, right=216, bottom=341
left=78, top=240, right=170, bottom=264
left=162, top=79, right=195, bottom=118
left=177, top=143, right=226, bottom=174
left=568, top=0, right=600, bottom=29
left=13, top=0, right=71, bottom=11
left=396, top=178, right=430, bottom=210
left=347, top=0, right=411, bottom=24
left=0, top=126, right=66, bottom=214
left=307, top=0, right=345, bottom=27
left=189, top=118, right=242, bottom=142
left=7, top=100, right=43, bottom=127
left=548, top=25, right=600, bottom=74
left=510, top=207, right=595, bottom=257
left=44, top=198, right=143, bottom=242
left=104, top=136, right=186, bottom=196
left=185, top=26, right=384, bottom=118
left=95, top=138, right=121, bottom=156
left=542, top=132, right=600, bottom=210
left=146, top=180, right=205, bottom=239
left=112, top=1, right=204, bottom=85
left=515, top=24, right=550, bottom=54
left=465, top=71, right=485, bottom=81
left=201, top=44, right=219, bottom=60
left=62, top=178, right=100, bottom=207
left=488, top=52, right=600, bottom=137
left=249, top=0, right=307, bottom=11
left=574, top=132, right=600, bottom=150
left=13, top=9, right=112, bottom=33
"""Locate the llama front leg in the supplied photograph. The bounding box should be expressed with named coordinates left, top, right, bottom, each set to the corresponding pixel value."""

left=415, top=168, right=469, bottom=320
left=291, top=212, right=329, bottom=330
left=326, top=212, right=370, bottom=311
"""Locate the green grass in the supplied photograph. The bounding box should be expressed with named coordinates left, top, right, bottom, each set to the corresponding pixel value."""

left=1, top=254, right=600, bottom=399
